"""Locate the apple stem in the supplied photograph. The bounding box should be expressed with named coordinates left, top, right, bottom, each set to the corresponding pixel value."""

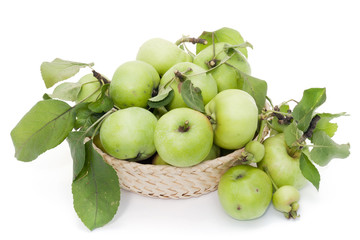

left=92, top=70, right=110, bottom=84
left=178, top=120, right=190, bottom=132
left=175, top=37, right=208, bottom=46
left=174, top=68, right=192, bottom=82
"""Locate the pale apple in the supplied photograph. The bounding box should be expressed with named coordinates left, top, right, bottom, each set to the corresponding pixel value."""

left=272, top=185, right=300, bottom=219
left=100, top=107, right=157, bottom=161
left=110, top=60, right=160, bottom=109
left=196, top=27, right=248, bottom=58
left=136, top=38, right=193, bottom=76
left=205, top=89, right=258, bottom=149
left=193, top=42, right=251, bottom=92
left=257, top=133, right=307, bottom=189
left=218, top=165, right=272, bottom=220
left=154, top=108, right=213, bottom=167
left=76, top=74, right=101, bottom=103
left=158, top=62, right=218, bottom=110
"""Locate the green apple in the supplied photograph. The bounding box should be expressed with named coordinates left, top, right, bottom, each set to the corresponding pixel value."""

left=110, top=60, right=160, bottom=109
left=153, top=144, right=220, bottom=165
left=100, top=107, right=157, bottom=161
left=244, top=140, right=265, bottom=163
left=136, top=38, right=193, bottom=76
left=196, top=27, right=248, bottom=58
left=204, top=144, right=221, bottom=161
left=272, top=185, right=300, bottom=219
left=193, top=42, right=251, bottom=92
left=205, top=89, right=258, bottom=149
left=152, top=153, right=169, bottom=165
left=257, top=133, right=307, bottom=189
left=76, top=74, right=101, bottom=103
left=154, top=108, right=213, bottom=167
left=218, top=165, right=272, bottom=220
left=158, top=62, right=218, bottom=110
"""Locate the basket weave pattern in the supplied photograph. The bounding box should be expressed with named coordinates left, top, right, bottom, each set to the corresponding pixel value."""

left=94, top=122, right=269, bottom=199
left=96, top=146, right=245, bottom=199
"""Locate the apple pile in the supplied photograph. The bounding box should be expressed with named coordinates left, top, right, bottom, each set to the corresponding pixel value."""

left=10, top=27, right=350, bottom=230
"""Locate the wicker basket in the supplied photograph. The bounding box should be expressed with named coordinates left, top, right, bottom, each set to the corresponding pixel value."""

left=94, top=124, right=269, bottom=199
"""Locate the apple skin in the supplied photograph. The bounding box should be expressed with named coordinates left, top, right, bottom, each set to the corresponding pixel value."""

left=154, top=108, right=213, bottom=167
left=218, top=165, right=272, bottom=220
left=110, top=60, right=160, bottom=109
left=257, top=133, right=307, bottom=189
left=204, top=144, right=221, bottom=161
left=193, top=42, right=251, bottom=92
left=136, top=38, right=193, bottom=76
left=272, top=185, right=300, bottom=214
left=153, top=144, right=220, bottom=165
left=100, top=107, right=157, bottom=161
left=245, top=140, right=265, bottom=163
left=205, top=89, right=258, bottom=150
left=152, top=153, right=169, bottom=165
left=76, top=74, right=101, bottom=103
left=158, top=62, right=218, bottom=110
left=196, top=27, right=248, bottom=58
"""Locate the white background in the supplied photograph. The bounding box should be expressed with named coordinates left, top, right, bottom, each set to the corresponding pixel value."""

left=1, top=0, right=359, bottom=239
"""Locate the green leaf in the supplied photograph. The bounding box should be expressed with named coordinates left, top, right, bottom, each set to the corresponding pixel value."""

left=237, top=72, right=267, bottom=113
left=40, top=58, right=94, bottom=88
left=313, top=112, right=348, bottom=137
left=310, top=130, right=350, bottom=166
left=50, top=82, right=82, bottom=101
left=300, top=152, right=320, bottom=190
left=67, top=131, right=86, bottom=180
left=11, top=99, right=75, bottom=162
left=196, top=27, right=248, bottom=58
left=284, top=121, right=303, bottom=147
left=180, top=79, right=205, bottom=113
left=88, top=84, right=114, bottom=113
left=292, top=88, right=326, bottom=131
left=148, top=88, right=174, bottom=108
left=72, top=140, right=120, bottom=231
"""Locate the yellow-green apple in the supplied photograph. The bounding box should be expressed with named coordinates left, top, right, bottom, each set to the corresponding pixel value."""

left=158, top=62, right=218, bottom=110
left=110, top=60, right=160, bottom=109
left=193, top=42, right=251, bottom=92
left=76, top=74, right=101, bottom=103
left=100, top=107, right=157, bottom=161
left=136, top=38, right=193, bottom=76
left=218, top=165, right=272, bottom=220
left=196, top=27, right=248, bottom=58
left=205, top=89, right=258, bottom=149
left=272, top=185, right=300, bottom=219
left=154, top=108, right=213, bottom=167
left=257, top=133, right=307, bottom=189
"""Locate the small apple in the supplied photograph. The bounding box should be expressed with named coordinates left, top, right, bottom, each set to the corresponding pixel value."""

left=154, top=108, right=213, bottom=167
left=196, top=27, right=248, bottom=58
left=257, top=133, right=307, bottom=189
left=158, top=62, right=218, bottom=110
left=136, top=38, right=193, bottom=76
left=100, top=107, right=157, bottom=161
left=152, top=153, right=169, bottom=165
left=193, top=42, right=251, bottom=92
left=218, top=165, right=272, bottom=220
left=110, top=60, right=160, bottom=109
left=76, top=74, right=101, bottom=103
left=244, top=140, right=265, bottom=163
left=272, top=185, right=300, bottom=219
left=205, top=89, right=258, bottom=150
left=203, top=144, right=221, bottom=161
